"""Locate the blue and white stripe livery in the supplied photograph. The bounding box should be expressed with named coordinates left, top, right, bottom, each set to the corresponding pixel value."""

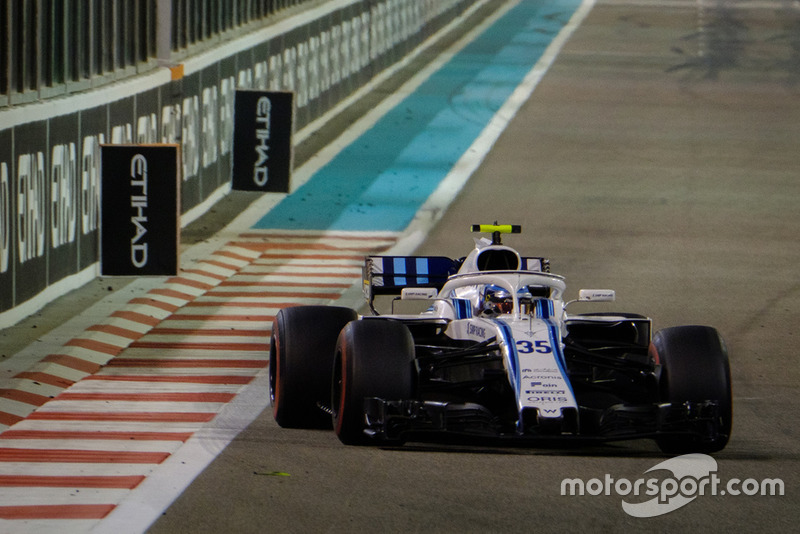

left=502, top=314, right=578, bottom=420
left=444, top=308, right=579, bottom=421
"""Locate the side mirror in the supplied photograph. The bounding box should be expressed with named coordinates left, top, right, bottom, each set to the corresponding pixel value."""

left=577, top=289, right=616, bottom=302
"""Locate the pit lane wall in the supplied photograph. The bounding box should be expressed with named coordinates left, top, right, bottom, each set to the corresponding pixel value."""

left=0, top=0, right=472, bottom=328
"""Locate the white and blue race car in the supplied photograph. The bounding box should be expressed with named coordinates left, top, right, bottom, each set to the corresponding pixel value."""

left=269, top=225, right=732, bottom=453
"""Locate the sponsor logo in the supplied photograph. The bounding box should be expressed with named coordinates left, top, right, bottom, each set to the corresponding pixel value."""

left=253, top=96, right=272, bottom=187
left=0, top=162, right=9, bottom=273
left=269, top=54, right=283, bottom=89
left=161, top=104, right=181, bottom=145
left=468, top=323, right=486, bottom=339
left=81, top=134, right=103, bottom=235
left=17, top=152, right=47, bottom=264
left=182, top=95, right=200, bottom=180
left=136, top=113, right=158, bottom=144
left=528, top=381, right=559, bottom=388
left=527, top=396, right=568, bottom=403
left=129, top=154, right=149, bottom=268
left=522, top=375, right=561, bottom=381
left=202, top=86, right=219, bottom=169
left=219, top=76, right=235, bottom=156
left=111, top=123, right=133, bottom=144
left=50, top=143, right=78, bottom=249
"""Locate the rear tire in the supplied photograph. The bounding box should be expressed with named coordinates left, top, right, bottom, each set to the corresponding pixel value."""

left=332, top=320, right=415, bottom=445
left=651, top=325, right=732, bottom=454
left=270, top=306, right=357, bottom=429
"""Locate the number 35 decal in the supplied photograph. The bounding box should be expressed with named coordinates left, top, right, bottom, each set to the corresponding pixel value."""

left=516, top=340, right=552, bottom=354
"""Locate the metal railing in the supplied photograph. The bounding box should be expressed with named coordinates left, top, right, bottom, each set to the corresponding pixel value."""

left=0, top=0, right=312, bottom=108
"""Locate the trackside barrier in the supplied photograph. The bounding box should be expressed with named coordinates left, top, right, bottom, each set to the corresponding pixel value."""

left=0, top=0, right=473, bottom=327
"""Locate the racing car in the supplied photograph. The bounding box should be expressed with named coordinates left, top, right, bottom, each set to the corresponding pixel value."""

left=269, top=224, right=732, bottom=453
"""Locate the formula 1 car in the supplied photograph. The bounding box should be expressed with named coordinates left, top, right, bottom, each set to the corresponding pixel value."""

left=269, top=224, right=732, bottom=453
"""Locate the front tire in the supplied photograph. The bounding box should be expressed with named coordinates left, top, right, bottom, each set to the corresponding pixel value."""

left=332, top=320, right=415, bottom=445
left=270, top=306, right=357, bottom=429
left=651, top=325, right=732, bottom=454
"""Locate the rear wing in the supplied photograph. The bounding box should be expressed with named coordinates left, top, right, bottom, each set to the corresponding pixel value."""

left=363, top=256, right=459, bottom=304
left=362, top=255, right=550, bottom=310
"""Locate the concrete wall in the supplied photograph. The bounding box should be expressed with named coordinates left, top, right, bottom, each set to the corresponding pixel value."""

left=0, top=0, right=472, bottom=327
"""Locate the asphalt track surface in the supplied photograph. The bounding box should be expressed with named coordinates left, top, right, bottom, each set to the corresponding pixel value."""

left=149, top=0, right=799, bottom=532
left=1, top=0, right=798, bottom=532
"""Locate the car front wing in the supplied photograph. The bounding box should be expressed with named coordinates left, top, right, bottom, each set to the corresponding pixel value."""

left=362, top=398, right=725, bottom=445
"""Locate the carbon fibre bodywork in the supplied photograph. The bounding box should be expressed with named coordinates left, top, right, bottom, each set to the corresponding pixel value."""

left=270, top=225, right=731, bottom=453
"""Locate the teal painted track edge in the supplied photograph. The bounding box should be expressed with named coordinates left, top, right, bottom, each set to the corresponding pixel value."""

left=254, top=0, right=583, bottom=232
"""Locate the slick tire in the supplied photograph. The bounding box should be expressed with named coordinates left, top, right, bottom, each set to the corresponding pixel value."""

left=270, top=306, right=357, bottom=429
left=332, top=319, right=415, bottom=445
left=651, top=325, right=732, bottom=454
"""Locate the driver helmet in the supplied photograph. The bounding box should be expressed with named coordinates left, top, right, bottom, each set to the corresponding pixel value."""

left=483, top=285, right=513, bottom=315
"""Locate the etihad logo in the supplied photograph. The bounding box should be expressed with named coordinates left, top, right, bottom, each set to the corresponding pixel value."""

left=253, top=96, right=272, bottom=187
left=129, top=154, right=149, bottom=268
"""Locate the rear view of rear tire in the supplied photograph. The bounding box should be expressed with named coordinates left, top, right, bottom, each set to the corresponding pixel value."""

left=332, top=320, right=415, bottom=445
left=652, top=325, right=732, bottom=454
left=270, top=306, right=357, bottom=429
